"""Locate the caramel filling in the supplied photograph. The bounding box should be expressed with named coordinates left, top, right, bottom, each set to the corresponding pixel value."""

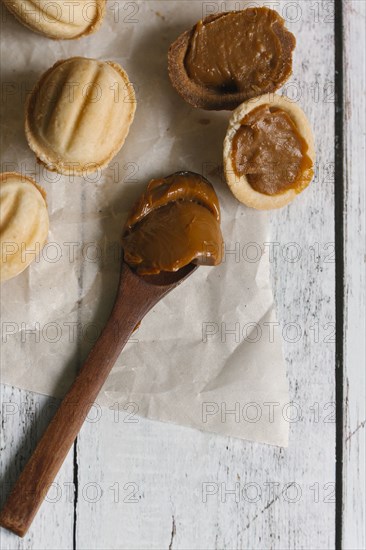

left=231, top=104, right=314, bottom=196
left=184, top=8, right=295, bottom=97
left=122, top=172, right=223, bottom=275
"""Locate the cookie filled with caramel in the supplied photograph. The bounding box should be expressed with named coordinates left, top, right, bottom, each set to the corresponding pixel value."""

left=168, top=8, right=296, bottom=110
left=224, top=94, right=315, bottom=210
left=122, top=172, right=223, bottom=275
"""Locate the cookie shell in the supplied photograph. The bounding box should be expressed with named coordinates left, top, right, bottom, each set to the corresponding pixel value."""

left=0, top=172, right=49, bottom=282
left=223, top=94, right=315, bottom=210
left=168, top=9, right=296, bottom=111
left=25, top=57, right=137, bottom=176
left=2, top=0, right=106, bottom=40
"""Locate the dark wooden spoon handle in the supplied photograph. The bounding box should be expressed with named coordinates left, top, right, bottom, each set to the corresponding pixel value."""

left=0, top=263, right=168, bottom=537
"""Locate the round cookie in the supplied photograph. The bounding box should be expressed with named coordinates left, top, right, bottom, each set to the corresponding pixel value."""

left=25, top=57, right=136, bottom=176
left=0, top=172, right=49, bottom=282
left=223, top=94, right=315, bottom=210
left=2, top=0, right=106, bottom=40
left=168, top=8, right=295, bottom=111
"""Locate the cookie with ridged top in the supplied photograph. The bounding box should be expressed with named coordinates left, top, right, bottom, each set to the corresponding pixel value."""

left=25, top=57, right=136, bottom=176
left=3, top=0, right=106, bottom=40
left=0, top=172, right=49, bottom=282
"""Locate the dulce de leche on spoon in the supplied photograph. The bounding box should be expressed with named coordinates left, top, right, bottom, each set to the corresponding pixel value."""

left=0, top=171, right=223, bottom=538
left=122, top=171, right=223, bottom=274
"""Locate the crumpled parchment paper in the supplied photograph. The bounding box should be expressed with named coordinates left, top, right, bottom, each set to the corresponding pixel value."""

left=0, top=1, right=289, bottom=446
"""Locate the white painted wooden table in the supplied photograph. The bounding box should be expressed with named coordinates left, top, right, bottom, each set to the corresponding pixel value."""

left=1, top=1, right=365, bottom=549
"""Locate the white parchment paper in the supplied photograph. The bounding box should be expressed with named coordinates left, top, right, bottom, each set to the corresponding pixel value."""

left=0, top=1, right=289, bottom=446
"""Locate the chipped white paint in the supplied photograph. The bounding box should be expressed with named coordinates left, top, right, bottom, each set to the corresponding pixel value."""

left=343, top=2, right=366, bottom=550
left=0, top=388, right=74, bottom=549
left=75, top=2, right=337, bottom=549
left=0, top=1, right=363, bottom=549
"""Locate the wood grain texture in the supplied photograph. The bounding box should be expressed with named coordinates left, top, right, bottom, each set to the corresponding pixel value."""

left=0, top=262, right=197, bottom=537
left=0, top=262, right=195, bottom=537
left=4, top=0, right=365, bottom=548
left=74, top=2, right=336, bottom=549
left=343, top=2, right=366, bottom=549
left=0, top=386, right=74, bottom=549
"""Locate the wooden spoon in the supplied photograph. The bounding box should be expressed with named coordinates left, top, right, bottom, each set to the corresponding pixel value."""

left=0, top=259, right=197, bottom=537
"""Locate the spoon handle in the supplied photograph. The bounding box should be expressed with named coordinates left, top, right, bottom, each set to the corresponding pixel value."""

left=0, top=265, right=165, bottom=538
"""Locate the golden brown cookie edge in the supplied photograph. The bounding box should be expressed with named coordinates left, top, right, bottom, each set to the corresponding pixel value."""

left=25, top=57, right=137, bottom=176
left=223, top=94, right=316, bottom=210
left=168, top=10, right=296, bottom=111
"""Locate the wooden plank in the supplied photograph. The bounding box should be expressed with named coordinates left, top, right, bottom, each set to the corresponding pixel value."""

left=343, top=1, right=366, bottom=549
left=0, top=0, right=85, bottom=545
left=74, top=2, right=336, bottom=548
left=0, top=385, right=74, bottom=549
